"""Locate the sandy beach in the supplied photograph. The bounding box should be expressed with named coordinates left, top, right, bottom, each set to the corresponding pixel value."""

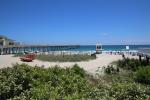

left=0, top=54, right=138, bottom=74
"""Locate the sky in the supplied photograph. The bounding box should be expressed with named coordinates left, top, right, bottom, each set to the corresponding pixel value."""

left=0, top=0, right=150, bottom=45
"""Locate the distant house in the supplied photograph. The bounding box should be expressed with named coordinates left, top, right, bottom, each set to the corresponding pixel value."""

left=0, top=35, right=17, bottom=47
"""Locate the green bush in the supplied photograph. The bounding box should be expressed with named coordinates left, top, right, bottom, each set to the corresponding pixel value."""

left=1, top=64, right=150, bottom=99
left=104, top=65, right=119, bottom=74
left=116, top=58, right=150, bottom=71
left=71, top=64, right=86, bottom=78
left=109, top=83, right=150, bottom=100
left=136, top=66, right=150, bottom=84
left=0, top=64, right=95, bottom=99
left=0, top=64, right=33, bottom=99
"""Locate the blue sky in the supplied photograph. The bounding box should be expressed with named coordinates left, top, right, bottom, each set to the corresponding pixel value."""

left=0, top=0, right=150, bottom=45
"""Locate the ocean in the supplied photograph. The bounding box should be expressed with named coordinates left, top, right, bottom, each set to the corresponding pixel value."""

left=8, top=45, right=150, bottom=53
left=73, top=45, right=150, bottom=52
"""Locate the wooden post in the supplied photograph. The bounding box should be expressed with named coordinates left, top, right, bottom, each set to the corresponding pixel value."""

left=12, top=47, right=14, bottom=54
left=0, top=48, right=1, bottom=55
left=139, top=55, right=142, bottom=62
left=10, top=48, right=12, bottom=54
left=1, top=48, right=3, bottom=55
left=146, top=56, right=149, bottom=63
left=8, top=48, right=10, bottom=54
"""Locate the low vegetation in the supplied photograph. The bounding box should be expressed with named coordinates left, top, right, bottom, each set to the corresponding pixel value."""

left=136, top=66, right=150, bottom=84
left=14, top=53, right=96, bottom=62
left=36, top=54, right=96, bottom=62
left=103, top=58, right=150, bottom=99
left=104, top=65, right=119, bottom=74
left=1, top=58, right=150, bottom=99
left=116, top=58, right=150, bottom=71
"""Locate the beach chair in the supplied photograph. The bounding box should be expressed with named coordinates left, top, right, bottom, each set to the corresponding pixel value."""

left=20, top=53, right=36, bottom=62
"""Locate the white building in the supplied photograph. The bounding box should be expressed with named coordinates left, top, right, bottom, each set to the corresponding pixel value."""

left=0, top=35, right=17, bottom=47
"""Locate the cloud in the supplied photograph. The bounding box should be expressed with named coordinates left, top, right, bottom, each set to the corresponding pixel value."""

left=121, top=39, right=150, bottom=45
left=100, top=32, right=109, bottom=36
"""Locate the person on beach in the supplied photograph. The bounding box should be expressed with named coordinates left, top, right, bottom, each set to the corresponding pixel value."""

left=122, top=54, right=125, bottom=59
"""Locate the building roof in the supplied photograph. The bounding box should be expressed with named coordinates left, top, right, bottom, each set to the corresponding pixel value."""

left=0, top=35, right=15, bottom=42
left=0, top=35, right=7, bottom=39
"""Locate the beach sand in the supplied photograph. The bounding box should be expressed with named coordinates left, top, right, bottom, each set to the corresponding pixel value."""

left=0, top=54, right=138, bottom=74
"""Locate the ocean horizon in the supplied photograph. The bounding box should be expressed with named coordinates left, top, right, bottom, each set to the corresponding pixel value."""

left=73, top=45, right=150, bottom=52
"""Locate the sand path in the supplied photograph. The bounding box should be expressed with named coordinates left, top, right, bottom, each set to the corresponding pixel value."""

left=0, top=54, right=138, bottom=74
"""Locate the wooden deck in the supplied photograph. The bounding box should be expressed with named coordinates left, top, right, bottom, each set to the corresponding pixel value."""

left=0, top=45, right=80, bottom=55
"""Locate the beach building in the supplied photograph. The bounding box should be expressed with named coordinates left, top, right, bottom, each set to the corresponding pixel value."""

left=0, top=35, right=17, bottom=47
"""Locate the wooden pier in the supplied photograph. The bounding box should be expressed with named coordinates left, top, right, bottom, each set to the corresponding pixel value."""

left=0, top=45, right=80, bottom=55
left=138, top=48, right=150, bottom=62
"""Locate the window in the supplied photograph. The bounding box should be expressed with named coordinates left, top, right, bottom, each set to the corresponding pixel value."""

left=0, top=42, right=3, bottom=46
left=9, top=42, right=14, bottom=45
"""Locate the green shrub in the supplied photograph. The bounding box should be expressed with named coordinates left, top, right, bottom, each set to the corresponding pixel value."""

left=1, top=64, right=150, bottom=99
left=116, top=58, right=150, bottom=71
left=71, top=64, right=86, bottom=78
left=109, top=83, right=150, bottom=100
left=136, top=66, right=150, bottom=84
left=0, top=64, right=33, bottom=100
left=0, top=64, right=95, bottom=99
left=105, top=65, right=119, bottom=74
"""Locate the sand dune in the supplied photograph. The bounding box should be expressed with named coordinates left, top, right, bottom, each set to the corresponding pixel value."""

left=0, top=54, right=138, bottom=74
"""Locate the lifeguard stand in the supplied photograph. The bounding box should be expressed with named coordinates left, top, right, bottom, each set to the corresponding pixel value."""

left=96, top=43, right=102, bottom=54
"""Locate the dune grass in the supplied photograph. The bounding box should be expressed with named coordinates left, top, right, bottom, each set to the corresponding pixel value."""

left=36, top=54, right=96, bottom=62
left=13, top=53, right=96, bottom=62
